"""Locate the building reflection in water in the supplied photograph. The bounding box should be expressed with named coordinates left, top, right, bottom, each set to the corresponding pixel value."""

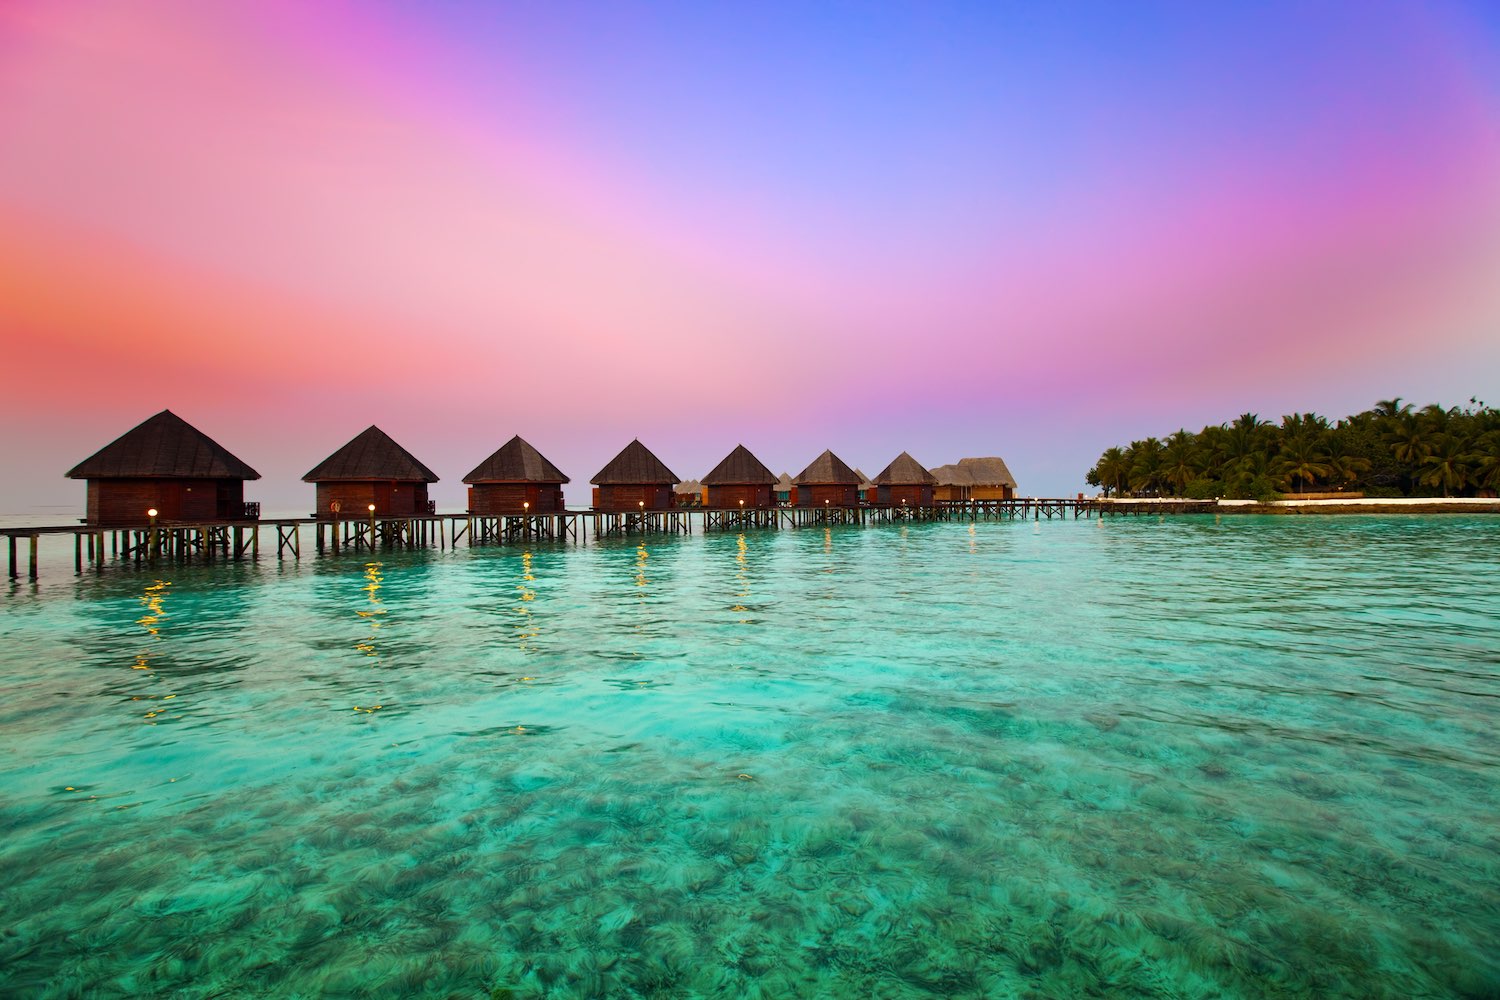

left=355, top=562, right=384, bottom=658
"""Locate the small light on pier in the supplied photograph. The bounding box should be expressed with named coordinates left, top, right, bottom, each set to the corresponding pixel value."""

left=368, top=504, right=376, bottom=513
left=147, top=508, right=158, bottom=527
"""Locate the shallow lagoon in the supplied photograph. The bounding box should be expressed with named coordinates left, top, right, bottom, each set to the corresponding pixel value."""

left=1, top=515, right=1497, bottom=998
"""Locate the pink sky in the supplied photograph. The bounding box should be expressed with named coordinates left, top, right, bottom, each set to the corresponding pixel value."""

left=3, top=0, right=1498, bottom=513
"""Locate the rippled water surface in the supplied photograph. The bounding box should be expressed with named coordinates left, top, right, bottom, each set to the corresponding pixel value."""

left=2, top=516, right=1498, bottom=998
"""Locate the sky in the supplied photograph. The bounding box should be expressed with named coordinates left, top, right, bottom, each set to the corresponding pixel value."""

left=3, top=0, right=1498, bottom=515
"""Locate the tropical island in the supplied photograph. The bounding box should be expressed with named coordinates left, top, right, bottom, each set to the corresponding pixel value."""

left=1086, top=398, right=1500, bottom=501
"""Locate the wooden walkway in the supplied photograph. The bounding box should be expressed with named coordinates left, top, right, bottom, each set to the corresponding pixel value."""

left=2, top=499, right=1215, bottom=582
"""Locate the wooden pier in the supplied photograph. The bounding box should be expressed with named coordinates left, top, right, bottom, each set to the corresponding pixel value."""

left=3, top=498, right=1216, bottom=583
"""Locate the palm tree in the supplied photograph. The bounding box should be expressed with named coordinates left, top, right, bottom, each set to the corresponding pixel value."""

left=1090, top=447, right=1129, bottom=497
left=1161, top=431, right=1198, bottom=496
left=1373, top=398, right=1412, bottom=419
left=1325, top=436, right=1372, bottom=490
left=1276, top=435, right=1332, bottom=494
left=1417, top=435, right=1473, bottom=497
left=1384, top=413, right=1431, bottom=468
left=1128, top=438, right=1165, bottom=495
left=1472, top=431, right=1500, bottom=493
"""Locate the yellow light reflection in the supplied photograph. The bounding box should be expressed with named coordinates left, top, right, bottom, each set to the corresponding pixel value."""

left=354, top=561, right=384, bottom=658
left=824, top=527, right=832, bottom=554
left=968, top=523, right=977, bottom=556
left=131, top=579, right=171, bottom=671
left=515, top=550, right=540, bottom=650
left=732, top=533, right=750, bottom=618
left=635, top=542, right=650, bottom=590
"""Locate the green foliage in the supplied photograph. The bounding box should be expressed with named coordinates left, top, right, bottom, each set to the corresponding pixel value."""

left=1084, top=397, right=1500, bottom=499
left=1183, top=479, right=1224, bottom=500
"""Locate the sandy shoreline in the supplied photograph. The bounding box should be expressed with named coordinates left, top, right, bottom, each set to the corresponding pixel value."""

left=1099, top=497, right=1500, bottom=515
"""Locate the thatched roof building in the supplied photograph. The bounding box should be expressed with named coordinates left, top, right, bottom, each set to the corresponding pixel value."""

left=702, top=444, right=777, bottom=508
left=463, top=435, right=569, bottom=514
left=303, top=426, right=438, bottom=518
left=931, top=456, right=1018, bottom=501
left=872, top=451, right=938, bottom=506
left=592, top=439, right=678, bottom=511
left=67, top=409, right=260, bottom=526
left=959, top=456, right=1017, bottom=500
left=792, top=449, right=862, bottom=507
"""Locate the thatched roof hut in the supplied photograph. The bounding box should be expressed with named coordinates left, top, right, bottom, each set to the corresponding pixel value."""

left=702, top=444, right=777, bottom=508
left=931, top=456, right=1018, bottom=500
left=872, top=451, right=938, bottom=506
left=791, top=449, right=862, bottom=507
left=67, top=409, right=261, bottom=526
left=960, top=456, right=1017, bottom=499
left=303, top=426, right=438, bottom=518
left=592, top=439, right=678, bottom=511
left=463, top=435, right=569, bottom=514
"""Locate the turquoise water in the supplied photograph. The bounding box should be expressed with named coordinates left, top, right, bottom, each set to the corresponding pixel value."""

left=1, top=516, right=1497, bottom=998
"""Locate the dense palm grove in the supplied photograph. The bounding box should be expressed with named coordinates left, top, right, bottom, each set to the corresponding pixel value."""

left=1086, top=398, right=1500, bottom=500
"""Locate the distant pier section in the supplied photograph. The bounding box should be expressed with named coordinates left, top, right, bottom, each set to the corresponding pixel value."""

left=4, top=498, right=1138, bottom=582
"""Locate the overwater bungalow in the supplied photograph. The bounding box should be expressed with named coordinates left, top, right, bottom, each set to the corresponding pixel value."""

left=702, top=444, right=777, bottom=508
left=854, top=467, right=877, bottom=504
left=931, top=457, right=1018, bottom=501
left=65, top=409, right=261, bottom=527
left=792, top=449, right=862, bottom=507
left=303, top=426, right=438, bottom=518
left=960, top=457, right=1017, bottom=500
left=463, top=435, right=568, bottom=514
left=591, top=439, right=678, bottom=511
left=930, top=464, right=974, bottom=502
left=873, top=451, right=938, bottom=506
left=674, top=479, right=705, bottom=507
left=774, top=472, right=793, bottom=505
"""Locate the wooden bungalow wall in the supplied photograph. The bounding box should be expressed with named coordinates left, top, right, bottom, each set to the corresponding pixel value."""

left=314, top=482, right=430, bottom=518
left=468, top=483, right=565, bottom=515
left=793, top=484, right=862, bottom=507
left=593, top=484, right=674, bottom=511
left=706, top=484, right=773, bottom=509
left=876, top=485, right=935, bottom=507
left=86, top=478, right=247, bottom=526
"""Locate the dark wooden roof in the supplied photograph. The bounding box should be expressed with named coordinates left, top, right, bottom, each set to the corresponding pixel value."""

left=702, top=444, right=777, bottom=486
left=873, top=451, right=938, bottom=485
left=463, top=435, right=568, bottom=484
left=66, top=410, right=260, bottom=480
left=674, top=479, right=704, bottom=494
left=302, top=426, right=439, bottom=483
left=792, top=449, right=860, bottom=486
left=776, top=472, right=794, bottom=491
left=592, top=439, right=678, bottom=485
left=958, top=456, right=1017, bottom=488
